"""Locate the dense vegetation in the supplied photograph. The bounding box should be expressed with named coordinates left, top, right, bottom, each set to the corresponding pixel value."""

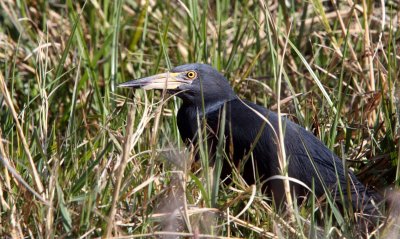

left=0, top=0, right=399, bottom=238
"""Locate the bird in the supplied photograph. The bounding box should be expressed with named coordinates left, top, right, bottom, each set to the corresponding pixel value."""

left=119, top=63, right=381, bottom=223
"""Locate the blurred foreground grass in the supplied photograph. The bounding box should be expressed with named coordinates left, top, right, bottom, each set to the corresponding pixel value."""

left=0, top=0, right=399, bottom=238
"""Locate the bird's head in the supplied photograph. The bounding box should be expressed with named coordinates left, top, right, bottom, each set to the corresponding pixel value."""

left=119, top=63, right=237, bottom=107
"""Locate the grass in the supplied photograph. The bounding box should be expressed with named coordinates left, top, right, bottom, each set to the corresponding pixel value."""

left=0, top=0, right=399, bottom=238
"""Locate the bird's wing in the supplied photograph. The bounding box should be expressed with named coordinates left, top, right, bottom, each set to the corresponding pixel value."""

left=179, top=98, right=378, bottom=214
left=222, top=99, right=371, bottom=200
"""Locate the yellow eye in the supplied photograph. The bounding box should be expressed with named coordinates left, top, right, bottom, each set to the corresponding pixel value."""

left=186, top=71, right=197, bottom=79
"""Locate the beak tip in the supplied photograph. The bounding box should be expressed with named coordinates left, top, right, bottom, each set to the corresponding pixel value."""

left=117, top=81, right=137, bottom=88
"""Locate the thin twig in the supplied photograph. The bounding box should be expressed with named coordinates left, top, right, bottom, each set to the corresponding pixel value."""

left=277, top=21, right=295, bottom=223
left=0, top=156, right=50, bottom=206
left=105, top=104, right=136, bottom=237
left=361, top=0, right=375, bottom=92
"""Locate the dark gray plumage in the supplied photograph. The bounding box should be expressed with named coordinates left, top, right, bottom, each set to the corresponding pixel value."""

left=119, top=63, right=381, bottom=221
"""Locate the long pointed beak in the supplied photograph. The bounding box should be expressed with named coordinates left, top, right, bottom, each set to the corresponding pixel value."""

left=118, top=72, right=188, bottom=90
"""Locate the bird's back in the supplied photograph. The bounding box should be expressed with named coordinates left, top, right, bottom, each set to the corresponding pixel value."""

left=177, top=98, right=380, bottom=215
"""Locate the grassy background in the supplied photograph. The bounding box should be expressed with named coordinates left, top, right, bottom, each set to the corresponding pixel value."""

left=0, top=0, right=399, bottom=238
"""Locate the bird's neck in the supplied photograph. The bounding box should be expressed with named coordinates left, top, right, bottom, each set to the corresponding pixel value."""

left=182, top=97, right=236, bottom=116
left=178, top=85, right=238, bottom=115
